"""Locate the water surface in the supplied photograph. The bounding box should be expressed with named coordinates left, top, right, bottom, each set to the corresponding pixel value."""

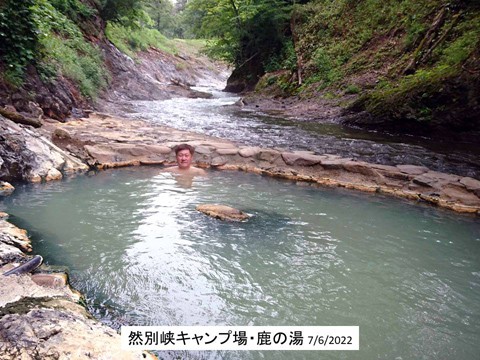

left=2, top=168, right=479, bottom=359
left=120, top=86, right=480, bottom=179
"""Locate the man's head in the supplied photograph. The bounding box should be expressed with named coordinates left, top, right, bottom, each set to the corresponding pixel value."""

left=174, top=144, right=195, bottom=170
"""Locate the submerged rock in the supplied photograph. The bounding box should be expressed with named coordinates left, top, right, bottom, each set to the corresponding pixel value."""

left=196, top=204, right=250, bottom=221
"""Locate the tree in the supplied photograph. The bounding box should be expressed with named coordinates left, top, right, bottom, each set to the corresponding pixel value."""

left=144, top=0, right=177, bottom=37
left=99, top=0, right=144, bottom=23
left=183, top=0, right=296, bottom=75
left=0, top=0, right=38, bottom=79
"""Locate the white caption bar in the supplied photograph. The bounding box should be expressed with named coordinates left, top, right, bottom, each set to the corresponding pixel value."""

left=121, top=326, right=359, bottom=351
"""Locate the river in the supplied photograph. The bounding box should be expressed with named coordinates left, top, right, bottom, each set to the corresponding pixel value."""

left=118, top=85, right=480, bottom=179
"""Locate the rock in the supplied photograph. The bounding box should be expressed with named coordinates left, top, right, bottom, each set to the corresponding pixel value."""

left=0, top=298, right=153, bottom=360
left=0, top=181, right=15, bottom=196
left=45, top=168, right=63, bottom=182
left=0, top=243, right=25, bottom=265
left=27, top=101, right=44, bottom=119
left=194, top=145, right=213, bottom=155
left=281, top=152, right=323, bottom=166
left=412, top=171, right=461, bottom=189
left=216, top=148, right=239, bottom=155
left=85, top=143, right=170, bottom=166
left=441, top=186, right=480, bottom=206
left=196, top=204, right=250, bottom=221
left=460, top=177, right=480, bottom=193
left=0, top=273, right=78, bottom=308
left=342, top=161, right=382, bottom=177
left=0, top=220, right=32, bottom=253
left=396, top=165, right=429, bottom=176
left=52, top=127, right=72, bottom=140
left=319, top=158, right=350, bottom=170
left=257, top=149, right=281, bottom=163
left=370, top=164, right=409, bottom=180
left=0, top=117, right=87, bottom=182
left=239, top=147, right=260, bottom=158
left=146, top=145, right=172, bottom=154
left=31, top=273, right=69, bottom=289
left=211, top=156, right=228, bottom=167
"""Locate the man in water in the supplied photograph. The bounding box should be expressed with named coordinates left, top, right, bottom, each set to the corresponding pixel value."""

left=164, top=143, right=207, bottom=176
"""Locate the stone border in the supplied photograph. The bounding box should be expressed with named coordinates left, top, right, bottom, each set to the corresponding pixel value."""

left=83, top=143, right=480, bottom=215
left=35, top=112, right=480, bottom=215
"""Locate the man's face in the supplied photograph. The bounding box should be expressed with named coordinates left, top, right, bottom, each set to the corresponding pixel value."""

left=176, top=149, right=192, bottom=169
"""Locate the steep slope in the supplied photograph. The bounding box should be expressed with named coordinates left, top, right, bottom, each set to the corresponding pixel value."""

left=248, top=0, right=480, bottom=136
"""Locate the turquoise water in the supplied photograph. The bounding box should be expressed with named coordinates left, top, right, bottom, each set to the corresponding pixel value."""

left=2, top=167, right=480, bottom=359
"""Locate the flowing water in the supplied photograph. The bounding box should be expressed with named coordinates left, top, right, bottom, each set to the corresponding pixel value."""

left=120, top=86, right=480, bottom=179
left=2, top=167, right=479, bottom=360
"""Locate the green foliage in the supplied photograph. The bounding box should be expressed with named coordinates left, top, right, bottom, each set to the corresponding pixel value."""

left=184, top=0, right=294, bottom=69
left=145, top=0, right=178, bottom=38
left=345, top=84, right=360, bottom=94
left=105, top=22, right=178, bottom=57
left=359, top=64, right=456, bottom=121
left=99, top=0, right=144, bottom=24
left=31, top=0, right=109, bottom=98
left=264, top=40, right=297, bottom=73
left=40, top=35, right=108, bottom=97
left=0, top=0, right=38, bottom=85
left=438, top=22, right=480, bottom=66
left=50, top=0, right=95, bottom=21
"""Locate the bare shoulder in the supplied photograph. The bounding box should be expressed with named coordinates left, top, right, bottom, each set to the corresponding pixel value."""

left=188, top=167, right=208, bottom=176
left=161, top=166, right=207, bottom=176
left=161, top=166, right=179, bottom=173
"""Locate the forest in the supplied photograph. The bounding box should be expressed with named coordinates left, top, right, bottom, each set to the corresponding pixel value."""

left=0, top=0, right=479, bottom=132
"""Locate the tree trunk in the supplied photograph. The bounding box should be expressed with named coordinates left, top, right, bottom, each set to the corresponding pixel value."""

left=291, top=5, right=302, bottom=85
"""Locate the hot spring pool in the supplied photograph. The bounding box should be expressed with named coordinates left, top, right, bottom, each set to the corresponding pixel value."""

left=2, top=167, right=479, bottom=359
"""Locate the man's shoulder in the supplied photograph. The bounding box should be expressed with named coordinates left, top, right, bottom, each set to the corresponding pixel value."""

left=189, top=167, right=207, bottom=176
left=162, top=166, right=207, bottom=176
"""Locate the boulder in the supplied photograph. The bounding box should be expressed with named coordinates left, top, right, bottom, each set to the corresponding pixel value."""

left=0, top=297, right=153, bottom=360
left=0, top=181, right=15, bottom=196
left=196, top=204, right=250, bottom=221
left=257, top=149, right=281, bottom=163
left=239, top=147, right=260, bottom=158
left=281, top=152, right=323, bottom=166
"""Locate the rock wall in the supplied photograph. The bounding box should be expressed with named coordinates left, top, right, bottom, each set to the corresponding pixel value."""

left=0, top=115, right=88, bottom=183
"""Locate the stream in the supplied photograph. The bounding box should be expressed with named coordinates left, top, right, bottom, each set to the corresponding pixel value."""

left=119, top=85, right=480, bottom=179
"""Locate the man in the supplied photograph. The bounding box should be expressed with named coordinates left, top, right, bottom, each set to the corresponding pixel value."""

left=164, top=143, right=207, bottom=176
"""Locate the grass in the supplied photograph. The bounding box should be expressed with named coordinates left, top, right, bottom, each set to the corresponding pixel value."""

left=106, top=22, right=178, bottom=58
left=31, top=0, right=109, bottom=99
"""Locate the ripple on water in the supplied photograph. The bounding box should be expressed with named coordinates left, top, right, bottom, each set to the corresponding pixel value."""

left=1, top=168, right=479, bottom=360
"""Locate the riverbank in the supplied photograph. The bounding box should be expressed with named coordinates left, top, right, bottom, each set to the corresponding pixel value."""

left=0, top=212, right=154, bottom=359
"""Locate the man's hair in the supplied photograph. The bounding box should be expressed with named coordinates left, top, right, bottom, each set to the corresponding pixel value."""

left=174, top=143, right=195, bottom=155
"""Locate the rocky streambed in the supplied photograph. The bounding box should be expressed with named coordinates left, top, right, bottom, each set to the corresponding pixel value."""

left=1, top=107, right=480, bottom=359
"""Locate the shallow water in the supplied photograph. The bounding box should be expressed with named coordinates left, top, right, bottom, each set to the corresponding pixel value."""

left=121, top=86, right=480, bottom=179
left=2, top=167, right=479, bottom=359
